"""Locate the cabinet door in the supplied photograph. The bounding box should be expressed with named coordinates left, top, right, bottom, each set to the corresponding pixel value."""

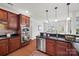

left=70, top=47, right=78, bottom=56
left=56, top=41, right=68, bottom=56
left=0, top=39, right=8, bottom=56
left=9, top=37, right=20, bottom=52
left=8, top=12, right=18, bottom=30
left=46, top=39, right=56, bottom=56
left=56, top=45, right=67, bottom=56
left=66, top=44, right=78, bottom=56
left=0, top=9, right=7, bottom=21
left=20, top=15, right=30, bottom=26
left=25, top=16, right=30, bottom=27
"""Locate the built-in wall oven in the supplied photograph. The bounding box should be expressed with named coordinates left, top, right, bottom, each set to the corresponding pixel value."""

left=20, top=25, right=30, bottom=43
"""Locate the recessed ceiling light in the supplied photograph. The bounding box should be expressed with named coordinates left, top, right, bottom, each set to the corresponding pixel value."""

left=55, top=19, right=58, bottom=22
left=67, top=17, right=71, bottom=20
left=45, top=20, right=48, bottom=23
left=26, top=10, right=29, bottom=13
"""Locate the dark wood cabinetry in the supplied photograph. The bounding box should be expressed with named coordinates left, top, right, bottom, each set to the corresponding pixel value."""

left=8, top=12, right=18, bottom=30
left=0, top=9, right=7, bottom=21
left=56, top=41, right=68, bottom=56
left=19, top=14, right=30, bottom=27
left=46, top=39, right=56, bottom=55
left=46, top=38, right=78, bottom=56
left=9, top=37, right=21, bottom=53
left=0, top=39, right=8, bottom=55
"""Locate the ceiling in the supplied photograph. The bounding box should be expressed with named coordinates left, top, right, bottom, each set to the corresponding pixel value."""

left=1, top=3, right=79, bottom=21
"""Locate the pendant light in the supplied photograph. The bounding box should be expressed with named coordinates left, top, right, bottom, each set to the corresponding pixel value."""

left=67, top=3, right=71, bottom=20
left=54, top=7, right=58, bottom=22
left=66, top=3, right=72, bottom=34
left=45, top=10, right=49, bottom=23
left=54, top=7, right=58, bottom=37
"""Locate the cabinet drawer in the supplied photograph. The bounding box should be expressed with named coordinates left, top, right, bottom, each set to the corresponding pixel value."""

left=46, top=42, right=55, bottom=46
left=46, top=39, right=55, bottom=44
left=56, top=41, right=68, bottom=47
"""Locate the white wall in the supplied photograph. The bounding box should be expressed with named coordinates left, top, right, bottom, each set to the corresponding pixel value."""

left=30, top=18, right=44, bottom=39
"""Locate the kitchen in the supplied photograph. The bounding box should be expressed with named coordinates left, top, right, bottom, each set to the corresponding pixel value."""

left=0, top=3, right=79, bottom=56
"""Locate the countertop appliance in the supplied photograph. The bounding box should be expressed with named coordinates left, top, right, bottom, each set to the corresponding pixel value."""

left=20, top=25, right=30, bottom=43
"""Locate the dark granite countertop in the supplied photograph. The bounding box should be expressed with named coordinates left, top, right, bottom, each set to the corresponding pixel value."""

left=0, top=30, right=19, bottom=40
left=36, top=35, right=79, bottom=52
left=36, top=35, right=79, bottom=43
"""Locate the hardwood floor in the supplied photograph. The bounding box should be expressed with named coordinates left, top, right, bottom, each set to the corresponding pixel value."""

left=7, top=39, right=47, bottom=56
left=8, top=40, right=36, bottom=56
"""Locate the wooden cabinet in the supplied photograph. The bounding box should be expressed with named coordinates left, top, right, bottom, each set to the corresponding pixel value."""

left=19, top=14, right=30, bottom=27
left=8, top=12, right=18, bottom=30
left=46, top=38, right=78, bottom=56
left=9, top=36, right=20, bottom=52
left=0, top=9, right=7, bottom=21
left=0, top=39, right=8, bottom=55
left=46, top=39, right=56, bottom=55
left=66, top=44, right=78, bottom=56
left=56, top=41, right=68, bottom=56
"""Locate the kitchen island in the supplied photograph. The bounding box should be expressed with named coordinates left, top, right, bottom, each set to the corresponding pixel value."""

left=36, top=32, right=79, bottom=56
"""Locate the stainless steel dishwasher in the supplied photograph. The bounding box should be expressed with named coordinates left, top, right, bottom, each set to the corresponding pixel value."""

left=37, top=37, right=46, bottom=52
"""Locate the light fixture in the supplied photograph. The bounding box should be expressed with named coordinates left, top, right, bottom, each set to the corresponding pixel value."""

left=55, top=19, right=58, bottom=22
left=45, top=20, right=48, bottom=23
left=25, top=10, right=29, bottom=13
left=67, top=17, right=71, bottom=20
left=66, top=3, right=72, bottom=34
left=67, top=3, right=71, bottom=20
left=45, top=10, right=49, bottom=23
left=54, top=7, right=58, bottom=22
left=54, top=7, right=58, bottom=36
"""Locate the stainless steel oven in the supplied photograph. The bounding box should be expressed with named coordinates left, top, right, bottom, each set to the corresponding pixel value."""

left=20, top=25, right=30, bottom=43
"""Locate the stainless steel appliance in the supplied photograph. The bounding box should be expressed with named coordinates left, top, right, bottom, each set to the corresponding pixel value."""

left=37, top=37, right=46, bottom=52
left=20, top=25, right=30, bottom=43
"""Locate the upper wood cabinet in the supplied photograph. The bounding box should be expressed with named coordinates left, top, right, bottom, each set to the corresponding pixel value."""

left=19, top=14, right=30, bottom=27
left=8, top=12, right=18, bottom=30
left=0, top=9, right=7, bottom=21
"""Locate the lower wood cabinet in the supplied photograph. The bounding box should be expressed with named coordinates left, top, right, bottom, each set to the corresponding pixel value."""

left=46, top=38, right=78, bottom=56
left=0, top=39, right=8, bottom=55
left=56, top=41, right=68, bottom=56
left=9, top=37, right=21, bottom=53
left=46, top=39, right=56, bottom=55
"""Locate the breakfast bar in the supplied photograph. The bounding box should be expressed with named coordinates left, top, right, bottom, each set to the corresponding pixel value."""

left=36, top=32, right=79, bottom=56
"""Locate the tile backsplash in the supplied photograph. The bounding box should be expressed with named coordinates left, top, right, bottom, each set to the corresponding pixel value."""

left=0, top=23, right=7, bottom=29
